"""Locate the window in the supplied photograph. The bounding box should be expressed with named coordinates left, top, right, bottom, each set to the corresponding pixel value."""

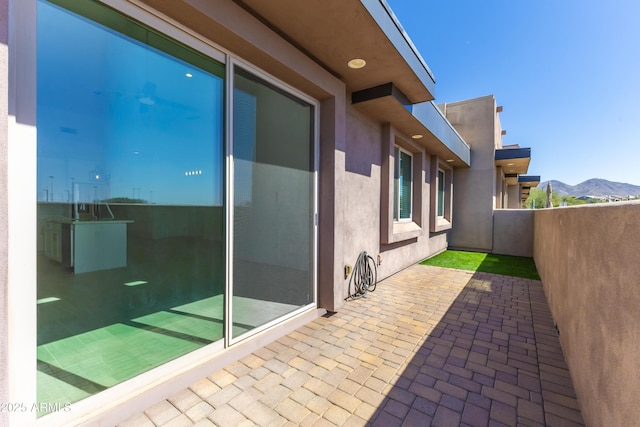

left=231, top=64, right=316, bottom=341
left=430, top=158, right=453, bottom=232
left=381, top=125, right=424, bottom=244
left=36, top=0, right=227, bottom=412
left=394, top=147, right=413, bottom=221
left=437, top=169, right=445, bottom=217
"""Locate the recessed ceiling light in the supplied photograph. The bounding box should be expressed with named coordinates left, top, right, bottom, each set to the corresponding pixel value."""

left=446, top=159, right=454, bottom=163
left=411, top=134, right=423, bottom=139
left=347, top=58, right=366, bottom=69
left=185, top=73, right=193, bottom=78
left=507, top=163, right=515, bottom=166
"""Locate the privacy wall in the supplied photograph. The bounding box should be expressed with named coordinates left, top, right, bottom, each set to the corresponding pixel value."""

left=533, top=202, right=640, bottom=427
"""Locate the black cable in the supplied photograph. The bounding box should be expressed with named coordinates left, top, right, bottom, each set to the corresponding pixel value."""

left=345, top=251, right=378, bottom=300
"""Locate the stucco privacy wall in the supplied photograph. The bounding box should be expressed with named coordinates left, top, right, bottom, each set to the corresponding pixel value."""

left=492, top=209, right=533, bottom=257
left=533, top=202, right=640, bottom=427
left=1, top=0, right=9, bottom=423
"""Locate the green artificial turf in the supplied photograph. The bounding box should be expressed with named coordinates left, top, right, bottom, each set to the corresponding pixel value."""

left=420, top=250, right=540, bottom=280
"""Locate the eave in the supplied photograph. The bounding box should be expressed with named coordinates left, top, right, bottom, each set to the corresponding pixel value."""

left=234, top=0, right=436, bottom=102
left=352, top=83, right=470, bottom=167
left=495, top=147, right=531, bottom=175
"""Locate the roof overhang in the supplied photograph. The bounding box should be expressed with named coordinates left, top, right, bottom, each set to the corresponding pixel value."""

left=234, top=0, right=436, bottom=102
left=518, top=175, right=541, bottom=201
left=135, top=0, right=469, bottom=164
left=352, top=83, right=471, bottom=167
left=495, top=147, right=531, bottom=175
left=505, top=174, right=518, bottom=186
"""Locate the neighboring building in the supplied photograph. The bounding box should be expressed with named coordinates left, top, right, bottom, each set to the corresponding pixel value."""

left=439, top=95, right=539, bottom=253
left=1, top=1, right=476, bottom=425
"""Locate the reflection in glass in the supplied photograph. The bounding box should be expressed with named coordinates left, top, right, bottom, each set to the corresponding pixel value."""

left=438, top=169, right=445, bottom=217
left=36, top=0, right=224, bottom=411
left=232, top=68, right=315, bottom=339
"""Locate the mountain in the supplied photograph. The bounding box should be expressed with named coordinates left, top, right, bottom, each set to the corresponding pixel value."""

left=538, top=179, right=640, bottom=198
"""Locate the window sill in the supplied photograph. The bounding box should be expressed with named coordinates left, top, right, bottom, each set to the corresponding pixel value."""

left=390, top=221, right=423, bottom=242
left=431, top=217, right=452, bottom=233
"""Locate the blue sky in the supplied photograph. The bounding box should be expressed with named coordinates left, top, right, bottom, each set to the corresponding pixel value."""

left=386, top=0, right=640, bottom=186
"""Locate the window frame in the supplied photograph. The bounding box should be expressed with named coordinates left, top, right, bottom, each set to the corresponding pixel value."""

left=226, top=57, right=319, bottom=346
left=430, top=158, right=453, bottom=233
left=381, top=124, right=424, bottom=244
left=437, top=168, right=446, bottom=218
left=393, top=146, right=414, bottom=223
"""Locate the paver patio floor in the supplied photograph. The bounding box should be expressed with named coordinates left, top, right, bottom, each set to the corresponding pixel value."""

left=120, top=264, right=584, bottom=426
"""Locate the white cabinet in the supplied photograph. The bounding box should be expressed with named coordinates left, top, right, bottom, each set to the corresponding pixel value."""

left=45, top=220, right=133, bottom=274
left=72, top=221, right=131, bottom=274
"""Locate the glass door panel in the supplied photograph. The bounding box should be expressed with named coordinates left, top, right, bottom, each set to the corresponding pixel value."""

left=231, top=67, right=315, bottom=339
left=36, top=0, right=225, bottom=411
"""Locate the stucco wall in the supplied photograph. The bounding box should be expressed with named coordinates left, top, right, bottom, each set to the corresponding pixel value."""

left=533, top=202, right=640, bottom=427
left=507, top=184, right=520, bottom=209
left=450, top=168, right=494, bottom=251
left=343, top=108, right=382, bottom=277
left=492, top=209, right=533, bottom=257
left=446, top=96, right=497, bottom=252
left=341, top=105, right=449, bottom=294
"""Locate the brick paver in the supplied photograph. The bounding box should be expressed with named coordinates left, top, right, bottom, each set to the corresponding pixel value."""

left=120, top=264, right=584, bottom=426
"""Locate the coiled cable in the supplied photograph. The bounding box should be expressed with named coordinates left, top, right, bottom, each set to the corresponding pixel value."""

left=345, top=251, right=377, bottom=300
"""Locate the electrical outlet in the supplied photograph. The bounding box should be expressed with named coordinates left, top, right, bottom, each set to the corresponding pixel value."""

left=344, top=264, right=352, bottom=279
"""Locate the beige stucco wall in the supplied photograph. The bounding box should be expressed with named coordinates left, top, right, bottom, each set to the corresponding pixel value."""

left=342, top=107, right=382, bottom=294
left=507, top=184, right=520, bottom=209
left=446, top=96, right=497, bottom=252
left=533, top=202, right=640, bottom=427
left=492, top=209, right=533, bottom=257
left=342, top=104, right=449, bottom=291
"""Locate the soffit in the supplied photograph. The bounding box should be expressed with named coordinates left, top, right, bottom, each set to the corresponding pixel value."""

left=235, top=0, right=435, bottom=103
left=353, top=93, right=470, bottom=167
left=518, top=176, right=541, bottom=187
left=495, top=157, right=530, bottom=175
left=495, top=148, right=531, bottom=175
left=505, top=174, right=518, bottom=186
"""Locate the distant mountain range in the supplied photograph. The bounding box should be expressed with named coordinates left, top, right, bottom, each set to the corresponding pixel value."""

left=537, top=179, right=640, bottom=198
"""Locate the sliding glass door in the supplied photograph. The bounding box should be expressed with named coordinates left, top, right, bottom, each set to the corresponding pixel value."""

left=35, top=0, right=317, bottom=415
left=36, top=0, right=225, bottom=411
left=231, top=65, right=316, bottom=340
